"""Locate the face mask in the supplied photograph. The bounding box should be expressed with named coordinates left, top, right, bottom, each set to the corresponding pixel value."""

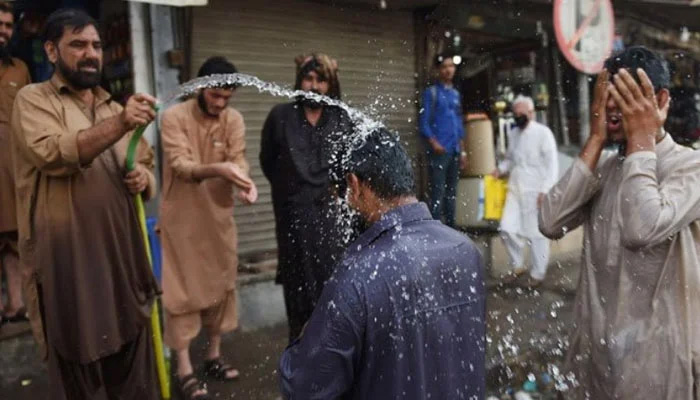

left=514, top=114, right=529, bottom=129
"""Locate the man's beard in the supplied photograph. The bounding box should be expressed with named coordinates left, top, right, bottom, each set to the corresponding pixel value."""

left=197, top=92, right=225, bottom=118
left=0, top=43, right=12, bottom=66
left=57, top=57, right=102, bottom=90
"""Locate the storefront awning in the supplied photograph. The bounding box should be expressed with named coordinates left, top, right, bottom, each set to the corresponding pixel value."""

left=125, top=0, right=208, bottom=6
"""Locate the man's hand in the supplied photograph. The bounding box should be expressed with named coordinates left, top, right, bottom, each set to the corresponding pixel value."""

left=237, top=182, right=258, bottom=205
left=579, top=69, right=612, bottom=172
left=590, top=69, right=611, bottom=144
left=429, top=138, right=446, bottom=155
left=459, top=153, right=468, bottom=171
left=122, top=93, right=157, bottom=131
left=610, top=68, right=668, bottom=153
left=491, top=168, right=501, bottom=179
left=217, top=162, right=253, bottom=189
left=537, top=193, right=545, bottom=209
left=124, top=164, right=149, bottom=195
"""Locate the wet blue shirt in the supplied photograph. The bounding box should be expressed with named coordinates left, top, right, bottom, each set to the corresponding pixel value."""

left=419, top=83, right=465, bottom=153
left=279, top=202, right=486, bottom=400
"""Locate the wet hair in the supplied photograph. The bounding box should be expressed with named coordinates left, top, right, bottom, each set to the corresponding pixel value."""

left=604, top=45, right=670, bottom=93
left=294, top=53, right=341, bottom=100
left=344, top=128, right=416, bottom=200
left=434, top=53, right=453, bottom=67
left=198, top=56, right=239, bottom=89
left=198, top=56, right=238, bottom=77
left=44, top=8, right=98, bottom=44
left=0, top=2, right=12, bottom=14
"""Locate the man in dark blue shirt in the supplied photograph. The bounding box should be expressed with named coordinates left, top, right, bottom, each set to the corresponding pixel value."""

left=279, top=128, right=485, bottom=399
left=420, top=54, right=466, bottom=228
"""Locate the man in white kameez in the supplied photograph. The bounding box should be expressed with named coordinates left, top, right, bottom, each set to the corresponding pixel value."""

left=539, top=46, right=700, bottom=399
left=493, top=95, right=558, bottom=286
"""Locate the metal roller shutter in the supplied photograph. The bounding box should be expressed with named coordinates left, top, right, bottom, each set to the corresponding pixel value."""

left=191, top=0, right=418, bottom=257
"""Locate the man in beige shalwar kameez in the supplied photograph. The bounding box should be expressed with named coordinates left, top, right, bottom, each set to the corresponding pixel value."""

left=160, top=56, right=257, bottom=399
left=539, top=46, right=700, bottom=399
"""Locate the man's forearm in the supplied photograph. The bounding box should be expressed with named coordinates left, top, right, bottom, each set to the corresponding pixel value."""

left=579, top=134, right=606, bottom=172
left=77, top=115, right=128, bottom=164
left=191, top=164, right=223, bottom=181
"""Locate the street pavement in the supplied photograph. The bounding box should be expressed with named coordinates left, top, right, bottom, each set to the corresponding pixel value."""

left=0, top=255, right=580, bottom=400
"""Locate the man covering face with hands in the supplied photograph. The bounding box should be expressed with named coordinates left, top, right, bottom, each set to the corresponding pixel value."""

left=539, top=46, right=700, bottom=399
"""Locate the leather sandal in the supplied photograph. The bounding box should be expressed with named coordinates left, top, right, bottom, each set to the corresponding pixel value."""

left=178, top=374, right=211, bottom=400
left=202, top=357, right=240, bottom=381
left=2, top=307, right=28, bottom=323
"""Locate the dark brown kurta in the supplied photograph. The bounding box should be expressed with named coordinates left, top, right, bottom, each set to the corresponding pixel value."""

left=48, top=325, right=159, bottom=400
left=11, top=74, right=160, bottom=398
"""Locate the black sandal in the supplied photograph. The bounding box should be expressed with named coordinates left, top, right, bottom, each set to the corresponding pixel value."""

left=201, top=358, right=240, bottom=381
left=178, top=374, right=211, bottom=400
left=3, top=307, right=28, bottom=323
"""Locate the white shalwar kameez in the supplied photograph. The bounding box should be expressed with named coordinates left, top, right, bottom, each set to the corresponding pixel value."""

left=498, top=120, right=558, bottom=280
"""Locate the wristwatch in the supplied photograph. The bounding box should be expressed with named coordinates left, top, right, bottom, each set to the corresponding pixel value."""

left=460, top=151, right=467, bottom=157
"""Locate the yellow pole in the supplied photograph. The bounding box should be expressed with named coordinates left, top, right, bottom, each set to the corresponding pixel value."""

left=127, top=114, right=170, bottom=399
left=135, top=194, right=171, bottom=399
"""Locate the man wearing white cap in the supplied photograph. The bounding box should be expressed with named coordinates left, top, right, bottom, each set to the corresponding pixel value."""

left=493, top=95, right=558, bottom=286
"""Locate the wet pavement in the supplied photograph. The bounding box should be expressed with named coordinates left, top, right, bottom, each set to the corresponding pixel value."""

left=0, top=255, right=579, bottom=400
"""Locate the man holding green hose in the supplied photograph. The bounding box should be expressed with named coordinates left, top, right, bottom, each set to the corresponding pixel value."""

left=11, top=8, right=161, bottom=399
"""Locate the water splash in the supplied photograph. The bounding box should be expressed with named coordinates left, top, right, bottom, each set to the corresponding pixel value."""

left=162, top=73, right=384, bottom=147
left=161, top=72, right=392, bottom=244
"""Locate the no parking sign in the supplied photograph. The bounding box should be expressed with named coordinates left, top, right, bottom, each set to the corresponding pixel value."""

left=554, top=0, right=615, bottom=74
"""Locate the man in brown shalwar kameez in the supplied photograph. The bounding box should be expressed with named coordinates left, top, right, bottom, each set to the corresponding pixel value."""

left=11, top=9, right=161, bottom=399
left=160, top=56, right=257, bottom=399
left=539, top=46, right=700, bottom=399
left=0, top=1, right=31, bottom=328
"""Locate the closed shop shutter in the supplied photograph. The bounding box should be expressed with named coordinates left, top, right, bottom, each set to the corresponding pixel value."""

left=192, top=0, right=418, bottom=256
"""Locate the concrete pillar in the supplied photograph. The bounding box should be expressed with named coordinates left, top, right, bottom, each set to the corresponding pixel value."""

left=128, top=2, right=156, bottom=145
left=129, top=2, right=160, bottom=216
left=149, top=5, right=181, bottom=101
